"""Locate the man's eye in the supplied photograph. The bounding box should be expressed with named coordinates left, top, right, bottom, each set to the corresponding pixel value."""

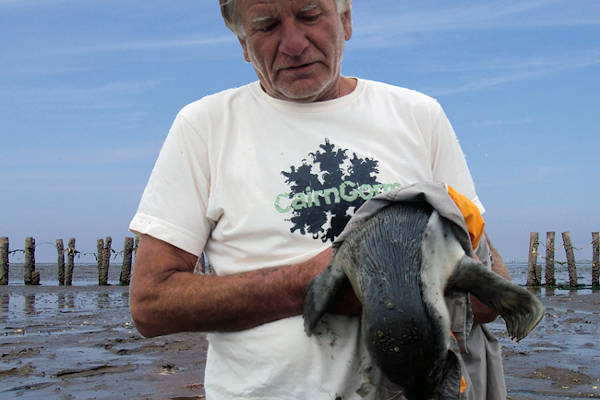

left=300, top=13, right=320, bottom=22
left=263, top=23, right=277, bottom=31
left=258, top=21, right=278, bottom=32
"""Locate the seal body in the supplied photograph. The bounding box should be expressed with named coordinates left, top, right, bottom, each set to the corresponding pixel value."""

left=304, top=201, right=544, bottom=400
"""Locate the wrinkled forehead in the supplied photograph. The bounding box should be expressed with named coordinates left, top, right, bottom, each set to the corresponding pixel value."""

left=237, top=0, right=335, bottom=17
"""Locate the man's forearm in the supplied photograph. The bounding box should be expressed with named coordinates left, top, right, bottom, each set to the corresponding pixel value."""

left=132, top=265, right=317, bottom=337
left=471, top=235, right=512, bottom=324
left=129, top=235, right=331, bottom=337
left=489, top=239, right=511, bottom=281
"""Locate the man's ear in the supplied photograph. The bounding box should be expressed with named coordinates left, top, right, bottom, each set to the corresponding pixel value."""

left=341, top=10, right=352, bottom=41
left=238, top=37, right=251, bottom=62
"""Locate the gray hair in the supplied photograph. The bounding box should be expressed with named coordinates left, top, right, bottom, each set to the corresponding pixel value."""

left=219, top=0, right=352, bottom=38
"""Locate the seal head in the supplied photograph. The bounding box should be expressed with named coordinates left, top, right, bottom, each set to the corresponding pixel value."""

left=304, top=199, right=544, bottom=399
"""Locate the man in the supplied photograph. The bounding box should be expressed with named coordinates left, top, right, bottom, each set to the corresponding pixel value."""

left=129, top=0, right=510, bottom=398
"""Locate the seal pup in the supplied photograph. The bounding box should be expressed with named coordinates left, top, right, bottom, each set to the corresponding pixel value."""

left=303, top=201, right=544, bottom=400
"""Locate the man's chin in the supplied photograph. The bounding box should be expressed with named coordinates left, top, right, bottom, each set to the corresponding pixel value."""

left=271, top=80, right=337, bottom=103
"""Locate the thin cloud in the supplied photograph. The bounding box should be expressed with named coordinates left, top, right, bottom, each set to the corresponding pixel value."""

left=0, top=65, right=85, bottom=76
left=428, top=49, right=600, bottom=73
left=426, top=49, right=600, bottom=95
left=3, top=178, right=146, bottom=193
left=4, top=35, right=238, bottom=64
left=352, top=0, right=600, bottom=49
left=6, top=80, right=161, bottom=107
left=55, top=35, right=236, bottom=55
left=0, top=141, right=163, bottom=168
left=429, top=70, right=545, bottom=95
left=469, top=118, right=535, bottom=128
left=0, top=0, right=78, bottom=7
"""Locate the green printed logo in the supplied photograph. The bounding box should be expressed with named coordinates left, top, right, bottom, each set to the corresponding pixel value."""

left=274, top=181, right=402, bottom=213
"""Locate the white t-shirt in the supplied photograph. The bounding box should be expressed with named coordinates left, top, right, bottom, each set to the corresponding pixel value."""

left=130, top=78, right=483, bottom=399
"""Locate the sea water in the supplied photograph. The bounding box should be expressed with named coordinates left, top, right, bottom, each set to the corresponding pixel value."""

left=5, top=263, right=127, bottom=286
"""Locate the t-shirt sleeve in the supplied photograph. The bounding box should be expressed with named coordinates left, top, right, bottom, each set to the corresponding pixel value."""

left=129, top=111, right=214, bottom=256
left=429, top=103, right=485, bottom=215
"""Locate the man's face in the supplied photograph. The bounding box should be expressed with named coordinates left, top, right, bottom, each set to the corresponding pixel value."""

left=237, top=0, right=352, bottom=103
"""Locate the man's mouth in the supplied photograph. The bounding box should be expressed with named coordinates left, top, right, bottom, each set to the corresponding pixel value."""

left=280, top=61, right=318, bottom=71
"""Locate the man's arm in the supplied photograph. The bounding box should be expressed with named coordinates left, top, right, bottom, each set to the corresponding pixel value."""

left=470, top=235, right=511, bottom=324
left=130, top=231, right=508, bottom=336
left=129, top=234, right=356, bottom=337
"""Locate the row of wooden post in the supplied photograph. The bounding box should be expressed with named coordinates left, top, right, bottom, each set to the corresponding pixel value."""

left=0, top=236, right=139, bottom=286
left=528, top=232, right=599, bottom=288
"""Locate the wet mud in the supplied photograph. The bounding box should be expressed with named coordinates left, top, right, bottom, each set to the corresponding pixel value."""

left=1, top=285, right=599, bottom=399
left=490, top=289, right=600, bottom=399
left=1, top=286, right=207, bottom=400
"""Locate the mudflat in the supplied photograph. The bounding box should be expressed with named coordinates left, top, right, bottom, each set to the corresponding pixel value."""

left=1, top=286, right=598, bottom=399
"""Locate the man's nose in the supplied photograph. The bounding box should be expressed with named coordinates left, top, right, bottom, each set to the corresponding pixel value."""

left=279, top=20, right=309, bottom=56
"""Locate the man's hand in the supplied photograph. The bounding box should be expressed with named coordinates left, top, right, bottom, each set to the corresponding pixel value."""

left=300, top=247, right=362, bottom=317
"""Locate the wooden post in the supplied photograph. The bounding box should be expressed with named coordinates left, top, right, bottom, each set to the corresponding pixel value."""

left=562, top=232, right=578, bottom=288
left=56, top=239, right=65, bottom=286
left=527, top=232, right=540, bottom=286
left=24, top=237, right=33, bottom=285
left=24, top=237, right=40, bottom=285
left=65, top=238, right=75, bottom=286
left=97, top=238, right=104, bottom=286
left=0, top=237, right=8, bottom=285
left=100, top=236, right=112, bottom=286
left=592, top=232, right=599, bottom=289
left=120, top=237, right=134, bottom=286
left=545, top=232, right=555, bottom=287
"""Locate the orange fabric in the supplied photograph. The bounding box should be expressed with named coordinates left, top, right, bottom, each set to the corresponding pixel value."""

left=460, top=375, right=468, bottom=394
left=449, top=331, right=468, bottom=394
left=447, top=185, right=485, bottom=250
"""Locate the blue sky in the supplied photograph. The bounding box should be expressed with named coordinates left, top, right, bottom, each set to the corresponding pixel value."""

left=1, top=0, right=599, bottom=263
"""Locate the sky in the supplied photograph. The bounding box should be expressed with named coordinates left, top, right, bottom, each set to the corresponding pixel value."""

left=1, top=0, right=599, bottom=263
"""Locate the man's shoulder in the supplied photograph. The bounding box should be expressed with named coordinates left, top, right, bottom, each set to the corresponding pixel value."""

left=179, top=82, right=256, bottom=118
left=361, top=79, right=441, bottom=109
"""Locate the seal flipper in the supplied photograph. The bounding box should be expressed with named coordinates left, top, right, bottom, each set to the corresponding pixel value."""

left=303, top=262, right=348, bottom=336
left=447, top=255, right=544, bottom=341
